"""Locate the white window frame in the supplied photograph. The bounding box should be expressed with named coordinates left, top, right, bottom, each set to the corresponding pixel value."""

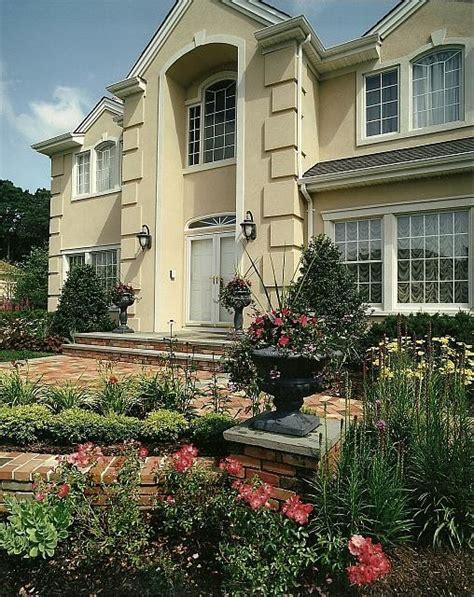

left=355, top=38, right=472, bottom=147
left=75, top=151, right=91, bottom=197
left=363, top=66, right=400, bottom=139
left=62, top=245, right=121, bottom=291
left=322, top=197, right=474, bottom=314
left=72, top=138, right=121, bottom=200
left=185, top=72, right=237, bottom=170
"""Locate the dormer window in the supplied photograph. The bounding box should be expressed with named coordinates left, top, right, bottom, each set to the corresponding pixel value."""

left=96, top=141, right=118, bottom=192
left=412, top=49, right=462, bottom=129
left=187, top=78, right=236, bottom=167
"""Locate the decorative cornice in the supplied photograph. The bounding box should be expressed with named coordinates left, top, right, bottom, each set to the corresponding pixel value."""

left=255, top=16, right=380, bottom=74
left=74, top=97, right=123, bottom=134
left=221, top=0, right=288, bottom=26
left=365, top=0, right=428, bottom=40
left=299, top=153, right=474, bottom=192
left=31, top=133, right=85, bottom=157
left=106, top=76, right=147, bottom=99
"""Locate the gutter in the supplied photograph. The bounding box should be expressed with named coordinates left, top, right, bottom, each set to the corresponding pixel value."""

left=300, top=182, right=314, bottom=242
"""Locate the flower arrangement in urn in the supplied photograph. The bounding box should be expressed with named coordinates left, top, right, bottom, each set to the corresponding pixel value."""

left=111, top=282, right=136, bottom=334
left=219, top=275, right=252, bottom=332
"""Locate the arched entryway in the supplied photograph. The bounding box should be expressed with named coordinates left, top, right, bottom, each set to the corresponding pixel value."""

left=185, top=214, right=236, bottom=326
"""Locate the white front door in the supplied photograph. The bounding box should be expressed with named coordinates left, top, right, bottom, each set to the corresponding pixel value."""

left=188, top=232, right=235, bottom=325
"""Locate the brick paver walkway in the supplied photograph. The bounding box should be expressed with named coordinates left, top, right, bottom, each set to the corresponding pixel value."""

left=0, top=355, right=361, bottom=420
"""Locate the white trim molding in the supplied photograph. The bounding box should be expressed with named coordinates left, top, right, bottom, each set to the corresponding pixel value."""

left=74, top=97, right=123, bottom=134
left=71, top=137, right=122, bottom=201
left=106, top=76, right=147, bottom=100
left=365, top=0, right=428, bottom=40
left=31, top=133, right=84, bottom=156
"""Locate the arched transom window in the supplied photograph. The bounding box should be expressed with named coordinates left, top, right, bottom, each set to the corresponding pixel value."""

left=412, top=49, right=462, bottom=129
left=187, top=214, right=236, bottom=230
left=188, top=78, right=236, bottom=166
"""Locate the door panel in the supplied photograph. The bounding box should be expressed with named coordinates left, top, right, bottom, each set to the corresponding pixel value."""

left=219, top=235, right=236, bottom=323
left=189, top=237, right=213, bottom=322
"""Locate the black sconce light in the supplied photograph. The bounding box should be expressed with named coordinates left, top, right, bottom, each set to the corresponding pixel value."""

left=240, top=210, right=257, bottom=241
left=136, top=224, right=152, bottom=250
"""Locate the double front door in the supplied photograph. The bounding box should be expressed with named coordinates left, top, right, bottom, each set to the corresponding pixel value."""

left=188, top=232, right=235, bottom=325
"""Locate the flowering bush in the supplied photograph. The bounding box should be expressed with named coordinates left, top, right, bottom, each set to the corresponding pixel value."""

left=219, top=275, right=252, bottom=312
left=233, top=478, right=273, bottom=510
left=281, top=495, right=314, bottom=525
left=346, top=535, right=390, bottom=586
left=248, top=308, right=327, bottom=358
left=171, top=443, right=198, bottom=472
left=219, top=456, right=244, bottom=477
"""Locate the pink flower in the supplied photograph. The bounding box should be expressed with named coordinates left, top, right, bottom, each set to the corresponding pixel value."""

left=281, top=308, right=290, bottom=316
left=273, top=317, right=284, bottom=327
left=297, top=314, right=310, bottom=326
left=281, top=495, right=314, bottom=525
left=172, top=444, right=198, bottom=472
left=57, top=483, right=70, bottom=499
left=278, top=334, right=290, bottom=347
left=254, top=328, right=264, bottom=338
left=138, top=446, right=149, bottom=459
left=348, top=534, right=367, bottom=556
left=219, top=457, right=244, bottom=477
left=346, top=535, right=390, bottom=586
left=233, top=480, right=272, bottom=510
left=34, top=492, right=46, bottom=502
left=375, top=420, right=387, bottom=432
left=165, top=495, right=175, bottom=504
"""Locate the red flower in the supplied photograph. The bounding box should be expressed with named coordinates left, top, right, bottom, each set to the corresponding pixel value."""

left=138, top=446, right=149, bottom=459
left=34, top=492, right=46, bottom=502
left=219, top=456, right=244, bottom=477
left=297, top=314, right=310, bottom=326
left=109, top=375, right=118, bottom=385
left=57, top=483, right=70, bottom=499
left=172, top=444, right=198, bottom=472
left=346, top=535, right=390, bottom=586
left=278, top=334, right=290, bottom=347
left=233, top=480, right=272, bottom=510
left=254, top=327, right=264, bottom=338
left=273, top=317, right=284, bottom=327
left=281, top=308, right=290, bottom=316
left=281, top=495, right=314, bottom=525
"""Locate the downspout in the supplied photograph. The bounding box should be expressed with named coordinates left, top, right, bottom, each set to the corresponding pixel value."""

left=297, top=34, right=313, bottom=244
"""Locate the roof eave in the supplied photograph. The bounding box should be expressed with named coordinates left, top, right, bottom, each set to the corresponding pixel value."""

left=299, top=153, right=474, bottom=192
left=31, top=133, right=85, bottom=157
left=106, top=76, right=147, bottom=99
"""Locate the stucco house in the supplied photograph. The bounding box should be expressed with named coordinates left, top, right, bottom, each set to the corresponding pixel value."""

left=33, top=0, right=473, bottom=340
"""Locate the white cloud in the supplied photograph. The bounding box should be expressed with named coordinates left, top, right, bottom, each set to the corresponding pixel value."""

left=0, top=71, right=90, bottom=143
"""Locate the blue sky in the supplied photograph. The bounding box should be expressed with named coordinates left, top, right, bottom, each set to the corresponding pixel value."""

left=0, top=0, right=398, bottom=191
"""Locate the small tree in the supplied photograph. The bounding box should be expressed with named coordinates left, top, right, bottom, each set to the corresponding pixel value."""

left=51, top=265, right=112, bottom=339
left=289, top=235, right=368, bottom=362
left=14, top=246, right=49, bottom=309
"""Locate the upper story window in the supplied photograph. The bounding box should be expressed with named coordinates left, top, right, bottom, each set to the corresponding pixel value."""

left=76, top=152, right=91, bottom=195
left=96, top=142, right=118, bottom=192
left=412, top=49, right=462, bottom=129
left=74, top=140, right=120, bottom=198
left=365, top=69, right=399, bottom=137
left=187, top=78, right=236, bottom=167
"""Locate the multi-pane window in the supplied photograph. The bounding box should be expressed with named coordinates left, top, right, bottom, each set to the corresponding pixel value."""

left=187, top=78, right=236, bottom=166
left=413, top=50, right=462, bottom=129
left=76, top=152, right=91, bottom=195
left=335, top=219, right=383, bottom=303
left=96, top=142, right=117, bottom=192
left=397, top=211, right=469, bottom=304
left=91, top=250, right=118, bottom=292
left=68, top=254, right=85, bottom=272
left=188, top=105, right=201, bottom=166
left=365, top=69, right=398, bottom=136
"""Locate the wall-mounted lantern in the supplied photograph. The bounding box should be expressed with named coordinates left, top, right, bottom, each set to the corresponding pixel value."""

left=240, top=210, right=257, bottom=241
left=136, top=224, right=152, bottom=250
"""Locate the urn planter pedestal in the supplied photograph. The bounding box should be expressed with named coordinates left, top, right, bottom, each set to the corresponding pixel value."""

left=112, top=293, right=135, bottom=334
left=250, top=347, right=330, bottom=437
left=231, top=289, right=252, bottom=333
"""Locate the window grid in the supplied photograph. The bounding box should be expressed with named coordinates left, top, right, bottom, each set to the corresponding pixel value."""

left=397, top=211, right=469, bottom=304
left=76, top=152, right=90, bottom=195
left=335, top=219, right=383, bottom=303
left=96, top=143, right=116, bottom=192
left=203, top=80, right=236, bottom=164
left=365, top=69, right=399, bottom=137
left=413, top=50, right=461, bottom=129
left=188, top=214, right=236, bottom=229
left=68, top=254, right=85, bottom=271
left=91, top=250, right=118, bottom=293
left=188, top=105, right=201, bottom=166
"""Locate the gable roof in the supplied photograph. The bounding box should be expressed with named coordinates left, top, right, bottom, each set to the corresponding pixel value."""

left=127, top=0, right=288, bottom=79
left=74, top=96, right=123, bottom=134
left=364, top=0, right=428, bottom=39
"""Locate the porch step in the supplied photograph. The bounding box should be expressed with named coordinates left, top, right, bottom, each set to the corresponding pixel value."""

left=74, top=332, right=231, bottom=356
left=62, top=343, right=224, bottom=371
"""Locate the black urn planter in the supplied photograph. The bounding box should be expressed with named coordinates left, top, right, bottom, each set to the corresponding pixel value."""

left=112, top=292, right=135, bottom=334
left=231, top=289, right=252, bottom=333
left=250, top=347, right=330, bottom=437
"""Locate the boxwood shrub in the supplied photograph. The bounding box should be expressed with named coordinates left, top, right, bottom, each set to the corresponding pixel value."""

left=0, top=405, right=53, bottom=444
left=190, top=412, right=236, bottom=454
left=141, top=410, right=189, bottom=443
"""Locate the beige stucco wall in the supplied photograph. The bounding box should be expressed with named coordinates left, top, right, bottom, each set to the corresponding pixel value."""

left=318, top=0, right=474, bottom=162
left=312, top=172, right=474, bottom=234
left=47, top=111, right=122, bottom=309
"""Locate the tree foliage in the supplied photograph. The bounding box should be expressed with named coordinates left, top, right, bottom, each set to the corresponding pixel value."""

left=50, top=265, right=113, bottom=339
left=14, top=246, right=49, bottom=309
left=0, top=180, right=50, bottom=262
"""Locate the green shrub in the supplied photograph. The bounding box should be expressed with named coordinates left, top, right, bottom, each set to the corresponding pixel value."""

left=0, top=405, right=52, bottom=444
left=190, top=413, right=236, bottom=454
left=48, top=408, right=142, bottom=444
left=365, top=311, right=474, bottom=349
left=50, top=265, right=112, bottom=339
left=14, top=246, right=49, bottom=309
left=289, top=234, right=368, bottom=363
left=141, top=410, right=188, bottom=443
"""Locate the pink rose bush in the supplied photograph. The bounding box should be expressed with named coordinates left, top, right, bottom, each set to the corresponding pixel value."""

left=59, top=442, right=104, bottom=470
left=346, top=535, right=390, bottom=586
left=281, top=495, right=314, bottom=525
left=171, top=443, right=198, bottom=472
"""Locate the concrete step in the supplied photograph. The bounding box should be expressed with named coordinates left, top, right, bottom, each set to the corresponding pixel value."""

left=62, top=342, right=224, bottom=371
left=74, top=332, right=230, bottom=356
